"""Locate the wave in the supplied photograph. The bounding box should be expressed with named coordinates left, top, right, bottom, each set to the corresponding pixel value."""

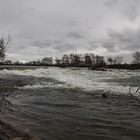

left=1, top=68, right=140, bottom=140
left=17, top=83, right=68, bottom=90
left=1, top=67, right=140, bottom=95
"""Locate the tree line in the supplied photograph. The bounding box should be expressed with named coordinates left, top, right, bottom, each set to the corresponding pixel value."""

left=0, top=36, right=140, bottom=69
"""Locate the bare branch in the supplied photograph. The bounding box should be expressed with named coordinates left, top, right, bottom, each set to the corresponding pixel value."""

left=129, top=87, right=134, bottom=96
left=129, top=87, right=140, bottom=97
left=135, top=87, right=140, bottom=94
left=4, top=35, right=11, bottom=51
left=0, top=35, right=11, bottom=61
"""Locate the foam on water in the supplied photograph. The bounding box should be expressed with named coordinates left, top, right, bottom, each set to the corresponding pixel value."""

left=17, top=82, right=68, bottom=89
left=1, top=67, right=140, bottom=140
left=1, top=67, right=140, bottom=95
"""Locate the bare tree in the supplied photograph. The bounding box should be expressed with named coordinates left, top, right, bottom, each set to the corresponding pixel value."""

left=95, top=55, right=106, bottom=66
left=85, top=55, right=92, bottom=65
left=113, top=57, right=123, bottom=65
left=132, top=51, right=140, bottom=64
left=69, top=54, right=80, bottom=65
left=0, top=35, right=11, bottom=62
left=42, top=57, right=53, bottom=65
left=4, top=60, right=12, bottom=65
left=62, top=54, right=70, bottom=65
left=107, top=57, right=113, bottom=65
left=55, top=57, right=61, bottom=65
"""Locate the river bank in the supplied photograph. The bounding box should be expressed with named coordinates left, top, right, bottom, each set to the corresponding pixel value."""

left=0, top=63, right=140, bottom=71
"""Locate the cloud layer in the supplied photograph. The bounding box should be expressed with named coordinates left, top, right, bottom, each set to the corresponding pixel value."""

left=0, top=0, right=140, bottom=61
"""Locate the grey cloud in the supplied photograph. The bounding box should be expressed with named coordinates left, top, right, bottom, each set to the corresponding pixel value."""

left=31, top=38, right=78, bottom=55
left=122, top=0, right=140, bottom=21
left=105, top=0, right=119, bottom=7
left=105, top=0, right=140, bottom=22
left=101, top=28, right=140, bottom=52
left=88, top=41, right=100, bottom=50
left=17, top=45, right=27, bottom=50
left=66, top=31, right=85, bottom=39
left=32, top=40, right=52, bottom=48
left=1, top=0, right=140, bottom=61
left=54, top=44, right=77, bottom=52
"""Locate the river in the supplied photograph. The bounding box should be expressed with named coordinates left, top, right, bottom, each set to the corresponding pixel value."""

left=0, top=67, right=140, bottom=140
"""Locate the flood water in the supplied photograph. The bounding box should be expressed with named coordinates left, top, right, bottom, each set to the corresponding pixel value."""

left=0, top=67, right=140, bottom=140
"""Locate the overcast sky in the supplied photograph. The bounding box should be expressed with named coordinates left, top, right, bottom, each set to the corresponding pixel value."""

left=1, top=0, right=140, bottom=62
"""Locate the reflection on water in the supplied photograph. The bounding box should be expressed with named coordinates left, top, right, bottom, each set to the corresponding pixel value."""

left=0, top=67, right=140, bottom=140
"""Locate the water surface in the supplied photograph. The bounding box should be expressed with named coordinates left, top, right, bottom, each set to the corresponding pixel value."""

left=0, top=67, right=140, bottom=140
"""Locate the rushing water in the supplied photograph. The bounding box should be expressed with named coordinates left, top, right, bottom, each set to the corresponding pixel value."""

left=0, top=67, right=140, bottom=140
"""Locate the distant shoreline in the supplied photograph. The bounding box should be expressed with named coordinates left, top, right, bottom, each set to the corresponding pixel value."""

left=0, top=63, right=140, bottom=70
